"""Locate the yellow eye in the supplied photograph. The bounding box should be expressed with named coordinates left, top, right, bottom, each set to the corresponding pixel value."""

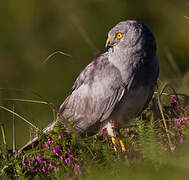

left=116, top=33, right=122, bottom=39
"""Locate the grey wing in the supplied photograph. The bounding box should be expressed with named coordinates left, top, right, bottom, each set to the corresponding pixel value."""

left=140, top=55, right=159, bottom=113
left=58, top=54, right=125, bottom=134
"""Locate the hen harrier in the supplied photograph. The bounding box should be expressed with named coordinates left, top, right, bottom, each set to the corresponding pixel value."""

left=20, top=20, right=159, bottom=152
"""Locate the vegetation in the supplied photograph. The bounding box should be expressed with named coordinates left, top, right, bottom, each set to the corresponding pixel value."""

left=0, top=86, right=189, bottom=179
left=0, top=0, right=189, bottom=179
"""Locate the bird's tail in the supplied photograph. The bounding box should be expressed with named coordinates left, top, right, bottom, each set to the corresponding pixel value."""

left=19, top=120, right=58, bottom=152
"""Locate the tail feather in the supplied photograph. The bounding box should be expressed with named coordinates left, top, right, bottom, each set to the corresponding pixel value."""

left=19, top=121, right=58, bottom=152
left=19, top=136, right=39, bottom=152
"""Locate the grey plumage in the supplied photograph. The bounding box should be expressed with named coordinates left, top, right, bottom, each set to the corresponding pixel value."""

left=20, top=20, right=159, bottom=151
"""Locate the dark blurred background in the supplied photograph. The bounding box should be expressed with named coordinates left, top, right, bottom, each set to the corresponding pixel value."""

left=0, top=0, right=189, bottom=148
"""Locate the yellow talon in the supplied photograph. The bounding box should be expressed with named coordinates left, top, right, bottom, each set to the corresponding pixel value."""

left=111, top=137, right=116, bottom=144
left=120, top=139, right=126, bottom=152
left=112, top=137, right=126, bottom=152
left=111, top=137, right=117, bottom=152
left=113, top=146, right=117, bottom=152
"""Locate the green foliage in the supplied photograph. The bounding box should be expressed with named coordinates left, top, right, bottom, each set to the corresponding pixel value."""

left=0, top=1, right=189, bottom=179
left=0, top=92, right=189, bottom=179
left=1, top=0, right=189, bottom=149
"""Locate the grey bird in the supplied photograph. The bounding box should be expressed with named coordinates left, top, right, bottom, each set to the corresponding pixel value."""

left=20, top=20, right=159, bottom=152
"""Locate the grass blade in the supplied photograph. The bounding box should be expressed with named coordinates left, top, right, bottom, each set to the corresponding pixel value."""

left=12, top=104, right=16, bottom=152
left=6, top=98, right=48, bottom=105
left=43, top=51, right=72, bottom=64
left=0, top=123, right=6, bottom=146
left=156, top=85, right=173, bottom=149
left=0, top=105, right=38, bottom=130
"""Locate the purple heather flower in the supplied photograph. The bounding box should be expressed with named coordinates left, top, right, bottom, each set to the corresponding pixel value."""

left=33, top=168, right=38, bottom=173
left=104, top=137, right=108, bottom=142
left=75, top=163, right=82, bottom=175
left=181, top=117, right=185, bottom=123
left=176, top=119, right=182, bottom=125
left=42, top=167, right=46, bottom=172
left=53, top=146, right=61, bottom=156
left=75, top=163, right=80, bottom=168
left=100, top=128, right=104, bottom=135
left=45, top=142, right=50, bottom=149
left=113, top=143, right=117, bottom=147
left=67, top=150, right=73, bottom=157
left=28, top=161, right=31, bottom=166
left=65, top=158, right=71, bottom=164
left=58, top=135, right=62, bottom=139
left=67, top=150, right=72, bottom=154
left=29, top=154, right=33, bottom=158
left=36, top=156, right=43, bottom=163
left=114, top=132, right=119, bottom=138
left=48, top=138, right=52, bottom=144
left=18, top=150, right=23, bottom=157
left=60, top=155, right=64, bottom=161
left=171, top=97, right=177, bottom=103
left=180, top=135, right=184, bottom=144
left=18, top=178, right=21, bottom=180
left=23, top=162, right=27, bottom=167
left=19, top=150, right=23, bottom=154
left=49, top=162, right=56, bottom=169
left=34, top=161, right=38, bottom=166
left=170, top=145, right=176, bottom=151
left=127, top=129, right=131, bottom=135
left=176, top=117, right=185, bottom=125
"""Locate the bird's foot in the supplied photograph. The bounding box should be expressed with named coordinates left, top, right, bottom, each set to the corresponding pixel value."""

left=119, top=139, right=126, bottom=152
left=111, top=136, right=126, bottom=153
left=111, top=137, right=117, bottom=152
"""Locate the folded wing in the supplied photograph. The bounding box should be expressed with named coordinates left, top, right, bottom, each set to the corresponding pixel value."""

left=58, top=53, right=125, bottom=134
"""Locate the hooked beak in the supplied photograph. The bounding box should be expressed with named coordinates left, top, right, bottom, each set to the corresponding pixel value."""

left=105, top=36, right=112, bottom=50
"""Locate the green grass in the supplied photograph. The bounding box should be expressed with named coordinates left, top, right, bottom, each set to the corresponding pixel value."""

left=0, top=86, right=189, bottom=180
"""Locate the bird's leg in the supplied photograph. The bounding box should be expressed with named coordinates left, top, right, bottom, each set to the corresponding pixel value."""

left=105, top=120, right=127, bottom=152
left=115, top=132, right=127, bottom=152
left=119, top=138, right=126, bottom=152
left=105, top=120, right=118, bottom=152
left=112, top=134, right=126, bottom=152
left=111, top=136, right=117, bottom=152
left=109, top=120, right=126, bottom=153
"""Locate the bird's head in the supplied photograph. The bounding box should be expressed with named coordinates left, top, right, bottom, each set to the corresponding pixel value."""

left=105, top=20, right=156, bottom=55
